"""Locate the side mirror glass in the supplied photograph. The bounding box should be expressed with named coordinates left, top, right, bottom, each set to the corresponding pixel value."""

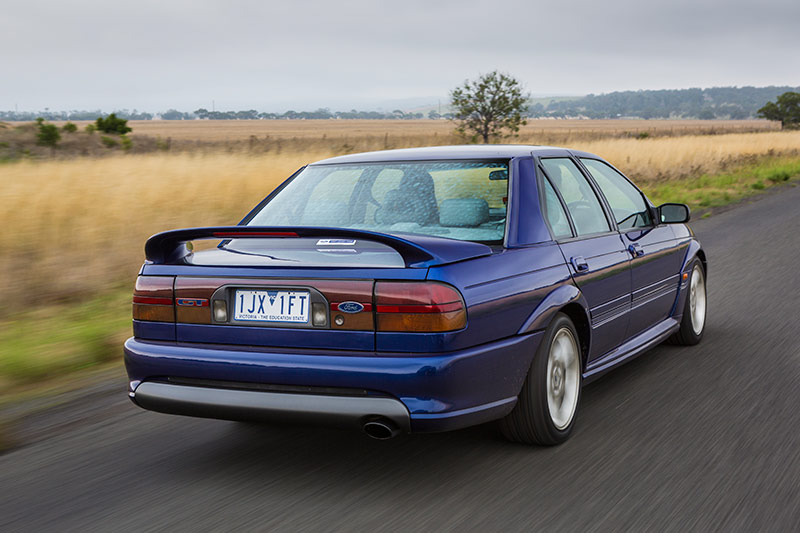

left=658, top=203, right=690, bottom=224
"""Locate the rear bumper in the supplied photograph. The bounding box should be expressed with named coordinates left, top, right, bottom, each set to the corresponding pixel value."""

left=131, top=382, right=411, bottom=432
left=124, top=331, right=542, bottom=433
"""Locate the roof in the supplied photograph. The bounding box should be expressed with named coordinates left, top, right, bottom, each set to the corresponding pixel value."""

left=312, top=145, right=599, bottom=165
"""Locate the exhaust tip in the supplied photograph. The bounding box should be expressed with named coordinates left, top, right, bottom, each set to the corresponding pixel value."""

left=363, top=420, right=400, bottom=440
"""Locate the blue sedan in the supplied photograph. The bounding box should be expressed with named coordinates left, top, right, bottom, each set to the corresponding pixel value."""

left=124, top=145, right=707, bottom=445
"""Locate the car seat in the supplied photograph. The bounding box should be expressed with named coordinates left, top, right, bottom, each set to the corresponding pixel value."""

left=376, top=170, right=439, bottom=226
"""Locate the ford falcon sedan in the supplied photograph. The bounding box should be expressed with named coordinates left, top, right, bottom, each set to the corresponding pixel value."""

left=124, top=145, right=707, bottom=445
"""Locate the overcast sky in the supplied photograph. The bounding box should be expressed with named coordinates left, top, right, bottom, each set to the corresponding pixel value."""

left=2, top=0, right=798, bottom=112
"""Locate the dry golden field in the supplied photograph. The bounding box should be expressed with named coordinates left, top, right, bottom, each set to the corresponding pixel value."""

left=2, top=124, right=799, bottom=313
left=124, top=118, right=778, bottom=142
left=41, top=119, right=780, bottom=157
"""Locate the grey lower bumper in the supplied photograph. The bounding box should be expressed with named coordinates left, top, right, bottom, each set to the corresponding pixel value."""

left=131, top=382, right=411, bottom=432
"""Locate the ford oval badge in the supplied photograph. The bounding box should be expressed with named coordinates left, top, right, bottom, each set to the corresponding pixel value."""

left=337, top=301, right=364, bottom=314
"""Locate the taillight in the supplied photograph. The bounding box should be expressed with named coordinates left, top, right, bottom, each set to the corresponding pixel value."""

left=375, top=282, right=466, bottom=332
left=132, top=276, right=175, bottom=322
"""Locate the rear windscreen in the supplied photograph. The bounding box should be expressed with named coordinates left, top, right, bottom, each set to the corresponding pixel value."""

left=246, top=160, right=510, bottom=243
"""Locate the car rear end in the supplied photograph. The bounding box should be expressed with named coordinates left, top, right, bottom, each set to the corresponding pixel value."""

left=125, top=228, right=536, bottom=436
left=124, top=156, right=540, bottom=436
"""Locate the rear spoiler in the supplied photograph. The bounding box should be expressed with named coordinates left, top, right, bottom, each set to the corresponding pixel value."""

left=144, top=226, right=492, bottom=268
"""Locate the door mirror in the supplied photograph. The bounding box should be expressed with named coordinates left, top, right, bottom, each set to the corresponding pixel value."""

left=657, top=203, right=690, bottom=224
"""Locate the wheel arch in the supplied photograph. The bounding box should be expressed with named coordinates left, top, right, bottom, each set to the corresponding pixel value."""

left=559, top=302, right=591, bottom=370
left=681, top=239, right=707, bottom=276
left=671, top=239, right=707, bottom=319
left=518, top=283, right=591, bottom=369
left=695, top=247, right=708, bottom=276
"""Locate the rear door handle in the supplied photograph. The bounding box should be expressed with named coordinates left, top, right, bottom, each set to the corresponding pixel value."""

left=628, top=243, right=644, bottom=257
left=571, top=256, right=589, bottom=272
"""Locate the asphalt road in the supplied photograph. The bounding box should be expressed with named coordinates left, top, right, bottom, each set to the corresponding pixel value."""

left=3, top=184, right=800, bottom=532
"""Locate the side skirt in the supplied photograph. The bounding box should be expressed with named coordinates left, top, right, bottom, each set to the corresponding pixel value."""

left=583, top=317, right=679, bottom=383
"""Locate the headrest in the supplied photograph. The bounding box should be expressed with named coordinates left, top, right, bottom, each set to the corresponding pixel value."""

left=439, top=198, right=490, bottom=227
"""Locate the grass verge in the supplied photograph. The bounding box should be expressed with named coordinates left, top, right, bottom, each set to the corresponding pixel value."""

left=643, top=156, right=800, bottom=210
left=0, top=289, right=131, bottom=398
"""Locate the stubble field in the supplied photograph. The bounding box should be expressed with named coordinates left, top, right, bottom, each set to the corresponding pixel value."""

left=39, top=118, right=779, bottom=156
left=124, top=118, right=778, bottom=141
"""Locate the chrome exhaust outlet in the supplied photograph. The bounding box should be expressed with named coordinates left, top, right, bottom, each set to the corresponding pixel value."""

left=363, top=419, right=401, bottom=440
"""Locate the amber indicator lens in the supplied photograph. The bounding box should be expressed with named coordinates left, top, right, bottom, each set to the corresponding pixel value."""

left=375, top=281, right=466, bottom=332
left=132, top=276, right=175, bottom=322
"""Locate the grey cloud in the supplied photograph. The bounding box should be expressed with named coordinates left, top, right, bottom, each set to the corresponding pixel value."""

left=0, top=0, right=798, bottom=111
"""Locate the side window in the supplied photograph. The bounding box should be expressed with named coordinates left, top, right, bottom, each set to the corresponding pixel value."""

left=541, top=177, right=573, bottom=240
left=581, top=159, right=652, bottom=230
left=541, top=158, right=610, bottom=236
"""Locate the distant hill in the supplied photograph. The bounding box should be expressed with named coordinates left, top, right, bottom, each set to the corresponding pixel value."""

left=534, top=86, right=800, bottom=119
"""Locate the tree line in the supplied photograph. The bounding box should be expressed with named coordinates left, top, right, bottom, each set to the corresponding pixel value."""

left=2, top=85, right=798, bottom=123
left=538, top=86, right=799, bottom=119
left=0, top=108, right=431, bottom=122
left=449, top=74, right=800, bottom=144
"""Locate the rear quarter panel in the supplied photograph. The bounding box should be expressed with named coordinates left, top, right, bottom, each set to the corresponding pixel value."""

left=398, top=242, right=571, bottom=352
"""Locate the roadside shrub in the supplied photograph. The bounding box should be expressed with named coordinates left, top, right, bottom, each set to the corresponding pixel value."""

left=751, top=181, right=765, bottom=190
left=62, top=122, right=78, bottom=133
left=95, top=113, right=132, bottom=135
left=85, top=124, right=96, bottom=134
left=100, top=136, right=118, bottom=148
left=36, top=123, right=61, bottom=148
left=636, top=132, right=650, bottom=139
left=156, top=137, right=171, bottom=151
left=766, top=170, right=791, bottom=183
left=120, top=135, right=132, bottom=151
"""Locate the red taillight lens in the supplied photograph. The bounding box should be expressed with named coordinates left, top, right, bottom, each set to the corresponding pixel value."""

left=132, top=276, right=175, bottom=322
left=375, top=282, right=466, bottom=332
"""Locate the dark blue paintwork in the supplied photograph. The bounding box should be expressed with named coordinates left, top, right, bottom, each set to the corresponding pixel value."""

left=124, top=145, right=705, bottom=432
left=145, top=225, right=492, bottom=268
left=125, top=331, right=542, bottom=432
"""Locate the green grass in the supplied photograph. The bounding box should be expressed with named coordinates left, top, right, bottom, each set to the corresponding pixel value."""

left=0, top=290, right=131, bottom=395
left=644, top=156, right=800, bottom=211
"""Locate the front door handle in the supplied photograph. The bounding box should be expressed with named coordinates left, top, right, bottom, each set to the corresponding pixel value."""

left=628, top=243, right=644, bottom=257
left=571, top=256, right=589, bottom=272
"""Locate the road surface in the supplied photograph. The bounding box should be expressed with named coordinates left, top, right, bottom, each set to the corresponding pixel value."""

left=2, top=183, right=800, bottom=531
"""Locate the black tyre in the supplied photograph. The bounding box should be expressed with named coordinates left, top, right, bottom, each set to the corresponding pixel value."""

left=500, top=313, right=582, bottom=445
left=668, top=260, right=706, bottom=346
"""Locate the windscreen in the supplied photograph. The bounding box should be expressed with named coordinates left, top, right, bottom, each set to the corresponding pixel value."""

left=246, top=160, right=510, bottom=243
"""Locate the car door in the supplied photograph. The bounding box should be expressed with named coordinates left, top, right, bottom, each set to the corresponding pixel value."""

left=538, top=157, right=632, bottom=361
left=578, top=157, right=685, bottom=339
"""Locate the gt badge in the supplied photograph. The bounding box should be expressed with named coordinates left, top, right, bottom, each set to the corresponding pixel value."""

left=176, top=298, right=209, bottom=307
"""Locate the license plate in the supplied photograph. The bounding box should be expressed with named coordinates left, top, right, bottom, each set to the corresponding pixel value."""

left=234, top=290, right=310, bottom=323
